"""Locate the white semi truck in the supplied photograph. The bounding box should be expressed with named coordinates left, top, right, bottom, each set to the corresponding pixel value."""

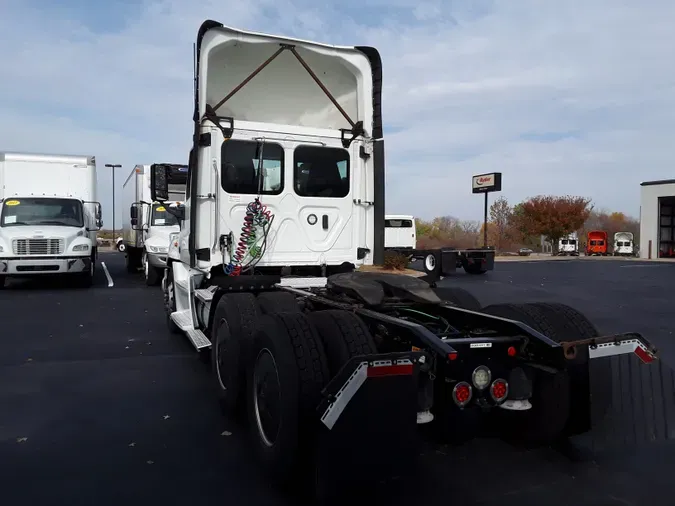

left=613, top=231, right=635, bottom=256
left=120, top=163, right=187, bottom=285
left=148, top=21, right=659, bottom=501
left=557, top=231, right=579, bottom=256
left=0, top=152, right=102, bottom=288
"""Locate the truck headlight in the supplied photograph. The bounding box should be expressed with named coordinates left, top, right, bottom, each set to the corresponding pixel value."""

left=148, top=245, right=168, bottom=254
left=72, top=244, right=90, bottom=252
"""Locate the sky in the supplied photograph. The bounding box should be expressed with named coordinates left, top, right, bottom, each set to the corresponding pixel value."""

left=1, top=0, right=674, bottom=228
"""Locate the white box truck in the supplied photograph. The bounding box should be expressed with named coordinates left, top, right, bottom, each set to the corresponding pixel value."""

left=613, top=231, right=635, bottom=256
left=0, top=152, right=102, bottom=288
left=557, top=231, right=579, bottom=256
left=120, top=163, right=187, bottom=285
left=384, top=214, right=416, bottom=250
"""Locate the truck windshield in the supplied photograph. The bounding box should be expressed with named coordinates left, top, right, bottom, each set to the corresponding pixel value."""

left=0, top=197, right=83, bottom=228
left=151, top=203, right=179, bottom=226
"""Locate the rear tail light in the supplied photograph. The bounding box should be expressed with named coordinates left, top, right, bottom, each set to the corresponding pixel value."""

left=452, top=381, right=473, bottom=407
left=490, top=379, right=509, bottom=403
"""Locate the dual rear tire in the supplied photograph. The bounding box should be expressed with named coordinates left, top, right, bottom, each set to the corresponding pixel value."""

left=209, top=291, right=381, bottom=494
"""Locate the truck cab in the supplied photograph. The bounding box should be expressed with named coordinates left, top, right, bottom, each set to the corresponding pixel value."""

left=613, top=231, right=635, bottom=256
left=384, top=215, right=416, bottom=250
left=121, top=163, right=187, bottom=285
left=0, top=153, right=102, bottom=288
left=585, top=230, right=608, bottom=256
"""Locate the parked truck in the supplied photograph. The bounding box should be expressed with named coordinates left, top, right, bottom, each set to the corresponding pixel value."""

left=557, top=231, right=579, bottom=256
left=585, top=230, right=608, bottom=256
left=613, top=231, right=635, bottom=257
left=0, top=152, right=103, bottom=288
left=384, top=214, right=416, bottom=250
left=149, top=21, right=659, bottom=500
left=120, top=163, right=187, bottom=285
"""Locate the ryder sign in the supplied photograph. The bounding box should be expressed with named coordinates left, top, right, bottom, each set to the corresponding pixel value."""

left=472, top=172, right=502, bottom=194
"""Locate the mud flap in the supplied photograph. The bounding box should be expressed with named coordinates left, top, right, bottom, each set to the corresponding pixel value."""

left=561, top=333, right=673, bottom=454
left=314, top=352, right=424, bottom=497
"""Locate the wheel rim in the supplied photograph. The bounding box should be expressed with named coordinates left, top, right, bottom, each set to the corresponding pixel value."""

left=425, top=254, right=436, bottom=271
left=166, top=277, right=175, bottom=313
left=253, top=348, right=282, bottom=448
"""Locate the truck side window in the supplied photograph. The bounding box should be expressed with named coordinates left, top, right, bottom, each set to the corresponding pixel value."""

left=294, top=146, right=349, bottom=198
left=385, top=219, right=413, bottom=228
left=221, top=140, right=284, bottom=195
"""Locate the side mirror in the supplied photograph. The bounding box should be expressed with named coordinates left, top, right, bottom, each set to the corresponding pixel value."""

left=130, top=202, right=142, bottom=230
left=150, top=165, right=169, bottom=202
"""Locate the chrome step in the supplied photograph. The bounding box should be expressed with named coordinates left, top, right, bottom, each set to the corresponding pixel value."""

left=195, top=286, right=218, bottom=303
left=170, top=310, right=193, bottom=331
left=186, top=329, right=211, bottom=350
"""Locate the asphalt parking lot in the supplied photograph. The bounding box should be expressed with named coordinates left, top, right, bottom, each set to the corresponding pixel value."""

left=1, top=253, right=674, bottom=506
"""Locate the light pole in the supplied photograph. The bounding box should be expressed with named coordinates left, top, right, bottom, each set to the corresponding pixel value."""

left=105, top=164, right=122, bottom=245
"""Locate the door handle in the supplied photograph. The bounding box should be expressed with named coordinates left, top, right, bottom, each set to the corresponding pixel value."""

left=322, top=215, right=328, bottom=230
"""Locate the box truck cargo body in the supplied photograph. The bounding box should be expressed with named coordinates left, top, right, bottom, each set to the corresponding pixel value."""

left=0, top=152, right=102, bottom=288
left=121, top=163, right=187, bottom=285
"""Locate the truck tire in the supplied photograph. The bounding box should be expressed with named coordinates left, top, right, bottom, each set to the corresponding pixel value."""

left=77, top=255, right=95, bottom=288
left=257, top=291, right=300, bottom=315
left=126, top=249, right=140, bottom=273
left=306, top=310, right=377, bottom=376
left=246, top=312, right=330, bottom=488
left=433, top=287, right=481, bottom=311
left=143, top=251, right=161, bottom=286
left=210, top=293, right=261, bottom=417
left=164, top=267, right=182, bottom=335
left=462, top=258, right=487, bottom=275
left=530, top=302, right=611, bottom=434
left=480, top=303, right=571, bottom=446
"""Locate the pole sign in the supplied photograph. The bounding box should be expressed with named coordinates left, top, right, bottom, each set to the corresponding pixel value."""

left=472, top=172, right=502, bottom=194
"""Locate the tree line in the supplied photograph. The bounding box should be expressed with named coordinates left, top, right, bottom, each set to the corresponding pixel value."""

left=416, top=195, right=639, bottom=254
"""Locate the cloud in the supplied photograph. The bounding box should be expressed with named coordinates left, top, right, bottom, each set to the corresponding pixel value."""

left=1, top=0, right=674, bottom=226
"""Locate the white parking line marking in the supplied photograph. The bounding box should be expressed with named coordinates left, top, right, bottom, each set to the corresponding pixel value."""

left=101, top=262, right=114, bottom=287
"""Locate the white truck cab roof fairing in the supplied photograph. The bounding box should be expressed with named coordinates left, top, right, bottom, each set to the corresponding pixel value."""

left=188, top=20, right=385, bottom=268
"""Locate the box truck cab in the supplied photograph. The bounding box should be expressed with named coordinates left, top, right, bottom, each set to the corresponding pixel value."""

left=0, top=152, right=102, bottom=288
left=585, top=230, right=608, bottom=256
left=613, top=231, right=635, bottom=256
left=121, top=164, right=187, bottom=285
left=384, top=215, right=416, bottom=250
left=557, top=232, right=579, bottom=256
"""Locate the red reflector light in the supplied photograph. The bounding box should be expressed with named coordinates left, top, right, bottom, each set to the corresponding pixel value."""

left=367, top=363, right=414, bottom=378
left=490, top=379, right=509, bottom=402
left=448, top=352, right=458, bottom=361
left=507, top=346, right=517, bottom=357
left=452, top=381, right=472, bottom=407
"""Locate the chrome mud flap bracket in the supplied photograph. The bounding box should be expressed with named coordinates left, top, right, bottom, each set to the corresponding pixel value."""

left=560, top=332, right=663, bottom=452
left=314, top=352, right=425, bottom=494
left=561, top=332, right=658, bottom=364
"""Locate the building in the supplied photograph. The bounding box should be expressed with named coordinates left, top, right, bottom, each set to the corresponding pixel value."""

left=639, top=179, right=675, bottom=259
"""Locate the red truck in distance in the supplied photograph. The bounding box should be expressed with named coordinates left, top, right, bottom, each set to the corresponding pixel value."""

left=586, top=230, right=608, bottom=256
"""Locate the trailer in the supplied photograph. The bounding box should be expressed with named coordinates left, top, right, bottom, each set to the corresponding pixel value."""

left=120, top=163, right=187, bottom=285
left=0, top=152, right=103, bottom=288
left=149, top=21, right=659, bottom=500
left=613, top=231, right=635, bottom=257
left=557, top=232, right=579, bottom=256
left=585, top=230, right=608, bottom=256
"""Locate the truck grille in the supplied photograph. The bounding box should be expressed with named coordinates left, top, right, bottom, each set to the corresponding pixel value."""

left=12, top=238, right=65, bottom=255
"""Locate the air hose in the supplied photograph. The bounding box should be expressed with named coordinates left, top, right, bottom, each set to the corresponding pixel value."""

left=224, top=197, right=274, bottom=276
